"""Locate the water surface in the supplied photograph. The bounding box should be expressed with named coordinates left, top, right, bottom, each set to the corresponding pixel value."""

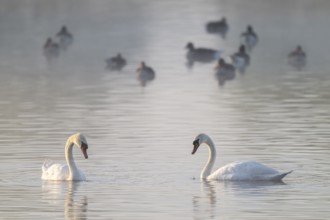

left=0, top=0, right=330, bottom=219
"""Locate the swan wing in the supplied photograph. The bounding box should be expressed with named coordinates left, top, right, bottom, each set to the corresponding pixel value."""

left=42, top=160, right=86, bottom=181
left=208, top=161, right=291, bottom=181
left=42, top=160, right=70, bottom=180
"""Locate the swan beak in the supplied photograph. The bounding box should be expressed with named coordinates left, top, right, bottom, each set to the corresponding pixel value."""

left=81, top=147, right=88, bottom=159
left=81, top=143, right=88, bottom=159
left=192, top=139, right=200, bottom=154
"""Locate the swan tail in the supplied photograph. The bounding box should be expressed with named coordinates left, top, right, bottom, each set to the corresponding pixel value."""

left=42, top=159, right=54, bottom=171
left=270, top=170, right=293, bottom=181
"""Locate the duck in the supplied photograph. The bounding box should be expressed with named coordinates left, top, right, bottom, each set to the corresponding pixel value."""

left=41, top=133, right=89, bottom=181
left=231, top=45, right=250, bottom=74
left=185, top=42, right=223, bottom=68
left=240, top=25, right=258, bottom=52
left=56, top=26, right=73, bottom=51
left=192, top=133, right=292, bottom=181
left=288, top=45, right=306, bottom=70
left=43, top=37, right=60, bottom=64
left=215, top=58, right=235, bottom=86
left=136, top=62, right=155, bottom=87
left=105, top=53, right=127, bottom=71
left=206, top=17, right=229, bottom=39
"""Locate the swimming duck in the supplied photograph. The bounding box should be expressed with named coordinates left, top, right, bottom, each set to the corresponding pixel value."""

left=241, top=25, right=258, bottom=52
left=105, top=53, right=127, bottom=71
left=215, top=58, right=235, bottom=86
left=56, top=26, right=73, bottom=51
left=231, top=45, right=250, bottom=74
left=288, top=45, right=306, bottom=70
left=136, top=62, right=155, bottom=87
left=43, top=37, right=60, bottom=64
left=185, top=42, right=222, bottom=68
left=206, top=17, right=229, bottom=39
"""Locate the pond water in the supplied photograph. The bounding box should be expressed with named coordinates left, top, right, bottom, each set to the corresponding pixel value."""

left=0, top=0, right=330, bottom=219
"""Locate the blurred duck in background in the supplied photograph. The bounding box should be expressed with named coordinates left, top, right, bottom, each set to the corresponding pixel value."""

left=215, top=58, right=236, bottom=86
left=288, top=45, right=306, bottom=71
left=241, top=25, right=258, bottom=52
left=43, top=37, right=60, bottom=65
left=56, top=26, right=73, bottom=51
left=137, top=62, right=155, bottom=87
left=231, top=45, right=250, bottom=74
left=105, top=53, right=127, bottom=71
left=206, top=17, right=229, bottom=39
left=185, top=42, right=223, bottom=69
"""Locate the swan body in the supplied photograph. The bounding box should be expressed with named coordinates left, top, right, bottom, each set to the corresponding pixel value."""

left=42, top=133, right=89, bottom=181
left=192, top=133, right=292, bottom=181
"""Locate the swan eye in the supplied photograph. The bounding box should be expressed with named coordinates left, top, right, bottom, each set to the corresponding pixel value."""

left=193, top=139, right=200, bottom=147
left=81, top=142, right=88, bottom=149
left=192, top=139, right=200, bottom=155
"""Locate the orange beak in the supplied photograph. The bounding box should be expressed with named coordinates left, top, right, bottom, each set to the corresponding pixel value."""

left=192, top=139, right=200, bottom=154
left=82, top=147, right=88, bottom=159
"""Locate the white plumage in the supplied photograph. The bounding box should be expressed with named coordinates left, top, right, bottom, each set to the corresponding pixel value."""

left=192, top=133, right=292, bottom=181
left=42, top=133, right=89, bottom=181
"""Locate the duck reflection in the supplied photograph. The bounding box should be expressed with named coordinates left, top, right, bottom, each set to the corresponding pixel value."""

left=41, top=181, right=88, bottom=220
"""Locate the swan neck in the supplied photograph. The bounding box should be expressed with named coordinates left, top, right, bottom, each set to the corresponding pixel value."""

left=65, top=139, right=78, bottom=179
left=201, top=137, right=216, bottom=179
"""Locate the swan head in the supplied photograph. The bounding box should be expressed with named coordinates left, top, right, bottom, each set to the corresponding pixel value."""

left=70, top=133, right=89, bottom=159
left=192, top=133, right=209, bottom=154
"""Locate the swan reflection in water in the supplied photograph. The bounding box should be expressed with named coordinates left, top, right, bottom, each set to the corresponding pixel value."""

left=65, top=182, right=88, bottom=220
left=42, top=181, right=88, bottom=220
left=192, top=181, right=217, bottom=220
left=192, top=180, right=286, bottom=220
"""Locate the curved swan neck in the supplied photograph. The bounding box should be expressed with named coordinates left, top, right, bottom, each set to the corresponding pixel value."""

left=65, top=139, right=78, bottom=179
left=201, top=137, right=216, bottom=179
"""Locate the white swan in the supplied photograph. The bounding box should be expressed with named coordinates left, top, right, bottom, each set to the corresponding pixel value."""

left=192, top=133, right=292, bottom=181
left=42, top=133, right=89, bottom=181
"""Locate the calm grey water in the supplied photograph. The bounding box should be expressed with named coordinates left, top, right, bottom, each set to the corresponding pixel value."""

left=1, top=0, right=330, bottom=219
